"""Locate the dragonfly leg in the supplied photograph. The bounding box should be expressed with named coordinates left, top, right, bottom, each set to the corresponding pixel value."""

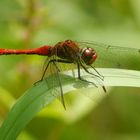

left=41, top=59, right=68, bottom=81
left=50, top=59, right=104, bottom=81
left=79, top=61, right=104, bottom=81
left=77, top=63, right=98, bottom=87
left=89, top=65, right=106, bottom=92
left=89, top=65, right=104, bottom=80
left=34, top=60, right=51, bottom=85
left=102, top=86, right=106, bottom=92
left=35, top=58, right=67, bottom=109
left=45, top=59, right=100, bottom=89
left=78, top=62, right=106, bottom=92
left=39, top=59, right=73, bottom=82
left=51, top=59, right=106, bottom=94
left=34, top=59, right=61, bottom=85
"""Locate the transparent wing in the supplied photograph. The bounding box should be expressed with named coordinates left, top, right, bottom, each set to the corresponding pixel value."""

left=78, top=41, right=140, bottom=70
left=42, top=55, right=69, bottom=109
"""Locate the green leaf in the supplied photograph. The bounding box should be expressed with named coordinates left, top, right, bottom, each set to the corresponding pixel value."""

left=0, top=68, right=140, bottom=140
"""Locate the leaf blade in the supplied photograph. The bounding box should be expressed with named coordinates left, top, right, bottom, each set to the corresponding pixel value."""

left=0, top=68, right=140, bottom=140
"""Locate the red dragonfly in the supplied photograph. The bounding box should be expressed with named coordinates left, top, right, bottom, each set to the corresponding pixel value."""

left=0, top=40, right=140, bottom=108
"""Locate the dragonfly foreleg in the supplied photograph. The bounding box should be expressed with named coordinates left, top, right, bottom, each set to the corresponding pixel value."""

left=77, top=63, right=98, bottom=87
left=79, top=61, right=104, bottom=81
left=89, top=65, right=104, bottom=80
left=78, top=62, right=106, bottom=92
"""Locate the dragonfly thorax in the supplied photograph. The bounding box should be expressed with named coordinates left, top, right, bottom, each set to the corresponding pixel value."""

left=51, top=40, right=81, bottom=62
left=81, top=47, right=97, bottom=65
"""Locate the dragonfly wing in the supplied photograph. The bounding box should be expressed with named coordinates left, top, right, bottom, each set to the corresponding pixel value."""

left=78, top=42, right=140, bottom=70
left=42, top=56, right=67, bottom=109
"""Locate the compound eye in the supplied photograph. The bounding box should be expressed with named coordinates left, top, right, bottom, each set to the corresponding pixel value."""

left=84, top=49, right=93, bottom=57
left=81, top=48, right=97, bottom=65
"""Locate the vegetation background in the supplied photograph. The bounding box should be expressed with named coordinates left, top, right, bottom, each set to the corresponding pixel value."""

left=0, top=0, right=140, bottom=140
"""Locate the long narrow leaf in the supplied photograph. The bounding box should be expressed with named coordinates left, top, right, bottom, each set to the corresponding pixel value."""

left=0, top=68, right=140, bottom=140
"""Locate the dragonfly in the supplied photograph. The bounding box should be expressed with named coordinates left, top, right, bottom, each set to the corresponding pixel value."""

left=0, top=40, right=140, bottom=108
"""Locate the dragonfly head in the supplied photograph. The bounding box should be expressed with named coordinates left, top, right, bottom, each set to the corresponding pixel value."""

left=81, top=47, right=97, bottom=65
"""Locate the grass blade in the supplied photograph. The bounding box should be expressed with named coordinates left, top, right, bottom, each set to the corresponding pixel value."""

left=0, top=68, right=140, bottom=140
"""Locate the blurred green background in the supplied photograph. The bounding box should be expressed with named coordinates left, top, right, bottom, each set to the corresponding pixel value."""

left=0, top=0, right=140, bottom=140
